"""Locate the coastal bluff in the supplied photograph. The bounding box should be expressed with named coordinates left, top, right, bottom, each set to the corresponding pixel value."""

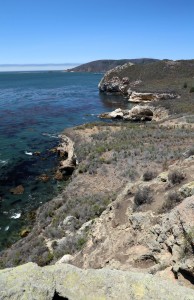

left=1, top=262, right=194, bottom=300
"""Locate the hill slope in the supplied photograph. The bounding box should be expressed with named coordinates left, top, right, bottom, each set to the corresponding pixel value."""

left=67, top=58, right=159, bottom=72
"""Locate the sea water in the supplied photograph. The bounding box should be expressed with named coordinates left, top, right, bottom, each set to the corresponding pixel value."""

left=0, top=71, right=131, bottom=250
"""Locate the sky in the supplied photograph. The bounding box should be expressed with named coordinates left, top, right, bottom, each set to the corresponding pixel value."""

left=0, top=0, right=194, bottom=69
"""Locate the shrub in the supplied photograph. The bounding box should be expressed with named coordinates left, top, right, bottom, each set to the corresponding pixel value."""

left=168, top=169, right=185, bottom=185
left=161, top=191, right=182, bottom=212
left=134, top=187, right=153, bottom=208
left=185, top=146, right=194, bottom=158
left=143, top=170, right=156, bottom=181
left=183, top=82, right=188, bottom=89
left=190, top=87, right=194, bottom=93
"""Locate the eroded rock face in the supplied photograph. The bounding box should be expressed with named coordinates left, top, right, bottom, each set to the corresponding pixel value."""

left=98, top=62, right=134, bottom=94
left=98, top=76, right=130, bottom=94
left=57, top=135, right=77, bottom=176
left=1, top=262, right=194, bottom=300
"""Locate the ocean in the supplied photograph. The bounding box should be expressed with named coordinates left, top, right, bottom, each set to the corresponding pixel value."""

left=0, top=71, right=131, bottom=250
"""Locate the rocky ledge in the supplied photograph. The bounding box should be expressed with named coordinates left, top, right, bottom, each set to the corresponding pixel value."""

left=128, top=91, right=178, bottom=103
left=1, top=262, right=194, bottom=300
left=99, top=105, right=168, bottom=122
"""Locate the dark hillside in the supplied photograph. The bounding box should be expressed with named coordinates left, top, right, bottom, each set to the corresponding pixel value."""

left=67, top=58, right=159, bottom=72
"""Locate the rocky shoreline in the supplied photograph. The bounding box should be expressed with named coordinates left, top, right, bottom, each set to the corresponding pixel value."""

left=1, top=59, right=194, bottom=299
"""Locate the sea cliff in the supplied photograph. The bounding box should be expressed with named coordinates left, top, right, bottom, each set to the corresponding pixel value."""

left=1, top=59, right=194, bottom=298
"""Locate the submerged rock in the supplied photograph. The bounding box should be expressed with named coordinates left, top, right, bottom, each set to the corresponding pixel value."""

left=54, top=170, right=63, bottom=180
left=38, top=174, right=50, bottom=182
left=10, top=185, right=24, bottom=195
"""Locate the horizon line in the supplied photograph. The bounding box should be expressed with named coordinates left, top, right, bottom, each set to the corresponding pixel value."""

left=0, top=63, right=81, bottom=66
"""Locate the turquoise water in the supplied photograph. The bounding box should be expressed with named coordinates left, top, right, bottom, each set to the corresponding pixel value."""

left=0, top=71, right=131, bottom=250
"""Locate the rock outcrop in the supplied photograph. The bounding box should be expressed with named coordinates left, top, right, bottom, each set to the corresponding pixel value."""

left=1, top=262, right=194, bottom=300
left=99, top=105, right=168, bottom=122
left=98, top=60, right=186, bottom=102
left=57, top=135, right=77, bottom=176
left=128, top=91, right=178, bottom=103
left=99, top=75, right=178, bottom=102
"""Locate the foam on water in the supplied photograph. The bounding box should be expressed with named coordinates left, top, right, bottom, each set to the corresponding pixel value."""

left=10, top=213, right=21, bottom=219
left=25, top=151, right=33, bottom=156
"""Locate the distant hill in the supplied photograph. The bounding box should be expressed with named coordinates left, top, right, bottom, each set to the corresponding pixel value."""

left=66, top=58, right=160, bottom=72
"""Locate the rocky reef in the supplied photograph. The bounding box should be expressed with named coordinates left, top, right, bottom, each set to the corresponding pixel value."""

left=1, top=262, right=194, bottom=299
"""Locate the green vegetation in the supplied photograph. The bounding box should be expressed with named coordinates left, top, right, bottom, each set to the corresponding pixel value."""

left=1, top=118, right=194, bottom=269
left=134, top=187, right=153, bottom=209
left=168, top=169, right=185, bottom=185
left=161, top=191, right=182, bottom=213
left=143, top=170, right=157, bottom=181
left=190, top=87, right=194, bottom=93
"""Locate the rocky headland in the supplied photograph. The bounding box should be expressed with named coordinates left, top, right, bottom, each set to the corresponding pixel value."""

left=1, top=59, right=194, bottom=299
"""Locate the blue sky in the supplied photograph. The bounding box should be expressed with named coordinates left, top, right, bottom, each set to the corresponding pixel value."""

left=0, top=0, right=194, bottom=65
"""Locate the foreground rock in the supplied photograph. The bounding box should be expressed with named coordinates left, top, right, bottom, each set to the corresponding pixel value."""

left=99, top=105, right=168, bottom=122
left=1, top=262, right=194, bottom=300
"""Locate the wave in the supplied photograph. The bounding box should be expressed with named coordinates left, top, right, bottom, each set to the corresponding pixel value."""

left=25, top=151, right=33, bottom=156
left=0, top=159, right=8, bottom=165
left=10, top=212, right=21, bottom=219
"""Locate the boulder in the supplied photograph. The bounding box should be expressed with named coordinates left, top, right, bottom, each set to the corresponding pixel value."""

left=20, top=229, right=30, bottom=238
left=179, top=182, right=194, bottom=198
left=54, top=170, right=63, bottom=180
left=125, top=105, right=153, bottom=121
left=38, top=174, right=50, bottom=182
left=109, top=108, right=124, bottom=119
